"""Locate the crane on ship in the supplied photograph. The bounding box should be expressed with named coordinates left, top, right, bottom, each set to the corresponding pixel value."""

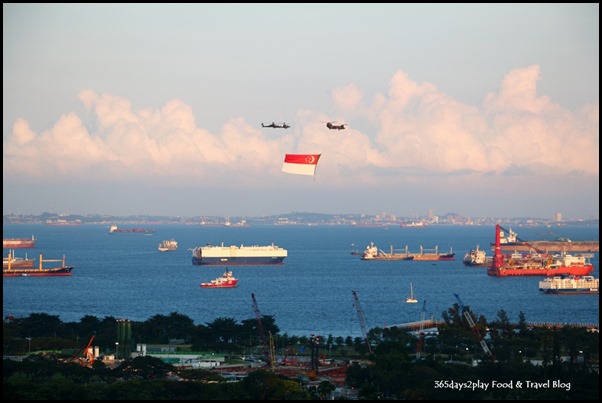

left=251, top=293, right=271, bottom=368
left=351, top=290, right=374, bottom=355
left=454, top=293, right=495, bottom=363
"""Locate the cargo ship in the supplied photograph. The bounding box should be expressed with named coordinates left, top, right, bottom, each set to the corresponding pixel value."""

left=192, top=242, right=287, bottom=266
left=3, top=252, right=35, bottom=269
left=410, top=246, right=455, bottom=261
left=158, top=239, right=178, bottom=252
left=487, top=224, right=594, bottom=277
left=539, top=275, right=599, bottom=294
left=360, top=243, right=454, bottom=261
left=3, top=254, right=74, bottom=277
left=463, top=245, right=491, bottom=267
left=490, top=227, right=598, bottom=252
left=3, top=236, right=36, bottom=249
left=200, top=269, right=238, bottom=288
left=360, top=242, right=414, bottom=260
left=109, top=225, right=155, bottom=234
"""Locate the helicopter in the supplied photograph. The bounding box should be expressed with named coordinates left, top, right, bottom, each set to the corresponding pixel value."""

left=326, top=121, right=348, bottom=130
left=262, top=122, right=290, bottom=129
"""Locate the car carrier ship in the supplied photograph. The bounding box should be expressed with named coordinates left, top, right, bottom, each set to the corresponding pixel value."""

left=191, top=242, right=287, bottom=266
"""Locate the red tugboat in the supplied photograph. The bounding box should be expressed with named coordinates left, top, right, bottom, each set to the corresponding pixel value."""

left=200, top=269, right=238, bottom=288
left=487, top=224, right=594, bottom=277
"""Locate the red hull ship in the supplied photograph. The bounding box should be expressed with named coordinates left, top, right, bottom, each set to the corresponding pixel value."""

left=3, top=254, right=74, bottom=277
left=3, top=236, right=36, bottom=249
left=487, top=224, right=594, bottom=277
left=3, top=252, right=35, bottom=269
left=200, top=269, right=238, bottom=288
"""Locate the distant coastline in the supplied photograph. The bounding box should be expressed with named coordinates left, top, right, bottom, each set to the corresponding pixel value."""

left=3, top=212, right=599, bottom=228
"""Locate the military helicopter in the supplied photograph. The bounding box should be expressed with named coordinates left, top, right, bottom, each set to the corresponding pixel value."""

left=262, top=122, right=290, bottom=129
left=326, top=121, right=348, bottom=130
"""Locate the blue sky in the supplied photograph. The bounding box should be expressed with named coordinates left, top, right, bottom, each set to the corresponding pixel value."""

left=3, top=4, right=599, bottom=219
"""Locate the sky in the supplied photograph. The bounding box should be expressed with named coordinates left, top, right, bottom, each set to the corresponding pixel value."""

left=3, top=4, right=599, bottom=220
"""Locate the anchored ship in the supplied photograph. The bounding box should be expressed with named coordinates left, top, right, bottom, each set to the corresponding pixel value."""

left=487, top=224, right=594, bottom=277
left=360, top=242, right=413, bottom=260
left=3, top=254, right=74, bottom=277
left=410, top=246, right=455, bottom=261
left=200, top=269, right=238, bottom=288
left=192, top=242, right=287, bottom=266
left=109, top=225, right=154, bottom=234
left=490, top=227, right=598, bottom=252
left=3, top=252, right=35, bottom=269
left=539, top=275, right=599, bottom=294
left=463, top=245, right=491, bottom=267
left=158, top=239, right=178, bottom=252
left=360, top=243, right=454, bottom=261
left=3, top=236, right=36, bottom=249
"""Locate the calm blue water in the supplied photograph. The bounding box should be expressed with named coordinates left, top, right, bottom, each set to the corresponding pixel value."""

left=3, top=224, right=599, bottom=338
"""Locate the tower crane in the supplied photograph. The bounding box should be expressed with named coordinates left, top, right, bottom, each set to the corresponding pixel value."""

left=351, top=290, right=374, bottom=355
left=251, top=293, right=271, bottom=367
left=454, top=293, right=495, bottom=363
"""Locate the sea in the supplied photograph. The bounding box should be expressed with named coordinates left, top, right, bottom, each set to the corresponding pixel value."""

left=3, top=224, right=599, bottom=338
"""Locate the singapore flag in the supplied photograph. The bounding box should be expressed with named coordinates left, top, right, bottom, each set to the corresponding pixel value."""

left=282, top=154, right=321, bottom=176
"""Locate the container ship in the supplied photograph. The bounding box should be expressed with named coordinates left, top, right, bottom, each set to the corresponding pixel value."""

left=3, top=254, right=74, bottom=277
left=539, top=275, right=599, bottom=294
left=487, top=224, right=594, bottom=277
left=191, top=242, right=287, bottom=266
left=490, top=227, right=598, bottom=252
left=3, top=236, right=36, bottom=249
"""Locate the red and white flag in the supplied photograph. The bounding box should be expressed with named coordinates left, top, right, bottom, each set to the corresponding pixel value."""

left=282, top=154, right=321, bottom=176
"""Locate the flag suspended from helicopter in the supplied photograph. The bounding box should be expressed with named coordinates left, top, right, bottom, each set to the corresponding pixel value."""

left=282, top=154, right=321, bottom=176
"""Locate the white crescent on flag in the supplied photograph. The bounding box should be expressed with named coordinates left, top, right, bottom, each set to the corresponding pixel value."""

left=282, top=154, right=321, bottom=176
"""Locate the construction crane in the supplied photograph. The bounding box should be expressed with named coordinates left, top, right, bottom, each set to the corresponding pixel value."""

left=251, top=293, right=271, bottom=367
left=351, top=290, right=373, bottom=355
left=416, top=300, right=427, bottom=360
left=454, top=293, right=495, bottom=362
left=69, top=335, right=95, bottom=366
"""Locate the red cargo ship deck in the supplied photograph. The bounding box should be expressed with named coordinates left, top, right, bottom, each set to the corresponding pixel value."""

left=487, top=224, right=594, bottom=277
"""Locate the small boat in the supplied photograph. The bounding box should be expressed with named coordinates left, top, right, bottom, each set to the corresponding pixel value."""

left=158, top=239, right=178, bottom=252
left=406, top=283, right=418, bottom=303
left=200, top=269, right=238, bottom=288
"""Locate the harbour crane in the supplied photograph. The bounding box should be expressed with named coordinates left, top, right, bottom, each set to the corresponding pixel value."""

left=251, top=293, right=271, bottom=367
left=351, top=290, right=374, bottom=355
left=453, top=293, right=495, bottom=362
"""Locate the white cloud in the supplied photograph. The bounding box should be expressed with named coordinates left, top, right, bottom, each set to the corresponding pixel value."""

left=3, top=66, right=598, bottom=192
